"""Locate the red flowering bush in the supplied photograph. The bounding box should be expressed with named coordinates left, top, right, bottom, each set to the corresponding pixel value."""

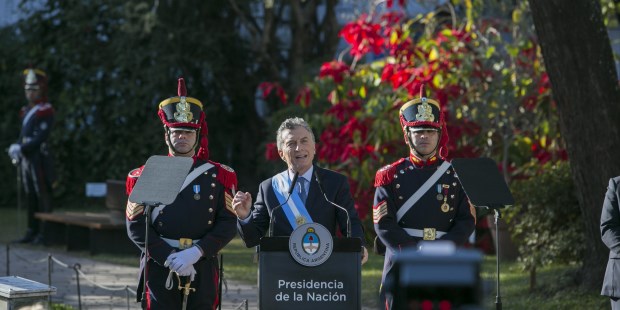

left=259, top=2, right=564, bottom=224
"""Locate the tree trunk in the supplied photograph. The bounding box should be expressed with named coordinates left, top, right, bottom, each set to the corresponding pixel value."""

left=528, top=0, right=620, bottom=290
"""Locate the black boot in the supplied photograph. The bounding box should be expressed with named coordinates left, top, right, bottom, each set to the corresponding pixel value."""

left=12, top=229, right=36, bottom=244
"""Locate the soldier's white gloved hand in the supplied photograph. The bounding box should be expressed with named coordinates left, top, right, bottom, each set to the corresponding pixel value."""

left=8, top=144, right=21, bottom=162
left=176, top=264, right=197, bottom=281
left=165, top=246, right=202, bottom=274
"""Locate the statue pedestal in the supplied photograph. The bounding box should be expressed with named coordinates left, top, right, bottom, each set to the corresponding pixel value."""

left=0, top=276, right=56, bottom=310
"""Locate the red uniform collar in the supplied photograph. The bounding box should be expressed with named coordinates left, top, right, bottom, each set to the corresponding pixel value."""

left=409, top=152, right=440, bottom=168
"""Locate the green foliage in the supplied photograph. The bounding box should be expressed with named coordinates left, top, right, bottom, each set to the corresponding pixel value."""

left=505, top=161, right=584, bottom=277
left=0, top=0, right=263, bottom=206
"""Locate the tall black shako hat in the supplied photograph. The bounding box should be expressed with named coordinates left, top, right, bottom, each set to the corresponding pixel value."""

left=399, top=94, right=449, bottom=158
left=158, top=78, right=209, bottom=160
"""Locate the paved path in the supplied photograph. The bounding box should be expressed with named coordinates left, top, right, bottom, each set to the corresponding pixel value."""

left=0, top=244, right=257, bottom=309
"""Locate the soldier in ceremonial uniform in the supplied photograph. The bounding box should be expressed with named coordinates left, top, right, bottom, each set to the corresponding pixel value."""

left=373, top=94, right=476, bottom=309
left=8, top=68, right=56, bottom=244
left=232, top=117, right=368, bottom=262
left=126, top=78, right=237, bottom=310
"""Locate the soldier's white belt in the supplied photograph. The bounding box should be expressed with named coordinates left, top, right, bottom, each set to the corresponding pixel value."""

left=161, top=237, right=199, bottom=249
left=403, top=228, right=447, bottom=240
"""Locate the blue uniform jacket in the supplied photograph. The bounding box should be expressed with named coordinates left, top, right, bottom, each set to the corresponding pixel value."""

left=373, top=157, right=475, bottom=286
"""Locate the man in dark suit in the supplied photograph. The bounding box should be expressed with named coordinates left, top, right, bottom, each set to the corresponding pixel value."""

left=232, top=117, right=367, bottom=262
left=373, top=94, right=476, bottom=309
left=8, top=68, right=56, bottom=244
left=601, top=176, right=620, bottom=309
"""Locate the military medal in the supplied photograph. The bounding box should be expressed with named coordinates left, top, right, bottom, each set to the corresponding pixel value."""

left=441, top=203, right=450, bottom=212
left=440, top=184, right=450, bottom=212
left=193, top=185, right=201, bottom=200
left=436, top=184, right=444, bottom=201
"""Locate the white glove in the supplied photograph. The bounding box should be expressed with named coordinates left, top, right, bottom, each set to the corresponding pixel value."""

left=177, top=264, right=197, bottom=281
left=164, top=246, right=202, bottom=275
left=8, top=144, right=21, bottom=162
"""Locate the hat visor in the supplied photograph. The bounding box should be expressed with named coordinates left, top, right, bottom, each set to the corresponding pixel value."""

left=408, top=126, right=440, bottom=133
left=169, top=126, right=198, bottom=132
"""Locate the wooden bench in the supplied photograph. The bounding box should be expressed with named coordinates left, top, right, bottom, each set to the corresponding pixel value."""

left=34, top=211, right=138, bottom=255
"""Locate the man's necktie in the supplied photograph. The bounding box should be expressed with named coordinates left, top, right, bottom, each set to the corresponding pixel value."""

left=298, top=177, right=308, bottom=204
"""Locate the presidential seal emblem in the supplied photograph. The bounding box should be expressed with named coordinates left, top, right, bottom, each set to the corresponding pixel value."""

left=289, top=223, right=333, bottom=267
left=302, top=228, right=319, bottom=255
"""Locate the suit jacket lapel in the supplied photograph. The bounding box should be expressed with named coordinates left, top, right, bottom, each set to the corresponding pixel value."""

left=305, top=166, right=321, bottom=212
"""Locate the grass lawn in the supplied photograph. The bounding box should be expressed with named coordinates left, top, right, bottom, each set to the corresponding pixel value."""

left=0, top=207, right=609, bottom=309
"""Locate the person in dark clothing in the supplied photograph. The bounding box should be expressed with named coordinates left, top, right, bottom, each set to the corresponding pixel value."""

left=373, top=93, right=476, bottom=309
left=8, top=68, right=56, bottom=245
left=125, top=77, right=237, bottom=310
left=232, top=117, right=368, bottom=263
left=600, top=176, right=620, bottom=310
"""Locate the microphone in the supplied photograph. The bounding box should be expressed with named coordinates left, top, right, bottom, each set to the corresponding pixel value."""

left=314, top=170, right=351, bottom=238
left=268, top=171, right=299, bottom=237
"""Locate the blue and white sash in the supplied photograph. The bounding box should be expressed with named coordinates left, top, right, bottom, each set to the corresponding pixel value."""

left=272, top=171, right=313, bottom=229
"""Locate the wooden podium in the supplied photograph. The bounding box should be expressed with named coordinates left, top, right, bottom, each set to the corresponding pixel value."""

left=258, top=236, right=362, bottom=310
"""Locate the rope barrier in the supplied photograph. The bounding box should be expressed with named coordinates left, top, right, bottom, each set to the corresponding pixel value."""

left=2, top=244, right=138, bottom=309
left=75, top=268, right=132, bottom=291
left=2, top=245, right=243, bottom=310
left=233, top=299, right=249, bottom=310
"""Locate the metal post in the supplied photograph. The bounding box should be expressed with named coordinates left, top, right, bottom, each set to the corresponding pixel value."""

left=126, top=286, right=130, bottom=310
left=218, top=254, right=223, bottom=310
left=48, top=254, right=53, bottom=307
left=5, top=244, right=9, bottom=276
left=73, top=263, right=82, bottom=310
left=494, top=209, right=502, bottom=310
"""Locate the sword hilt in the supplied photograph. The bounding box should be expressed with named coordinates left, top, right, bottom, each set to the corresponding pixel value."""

left=178, top=280, right=195, bottom=296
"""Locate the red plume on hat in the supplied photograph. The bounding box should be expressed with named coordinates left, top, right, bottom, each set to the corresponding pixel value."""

left=158, top=77, right=209, bottom=161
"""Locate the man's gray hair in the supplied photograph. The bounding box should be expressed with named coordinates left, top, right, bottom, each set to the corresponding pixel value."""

left=276, top=117, right=315, bottom=151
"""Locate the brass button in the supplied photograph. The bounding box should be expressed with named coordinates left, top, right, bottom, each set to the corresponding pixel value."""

left=212, top=173, right=216, bottom=178
left=398, top=196, right=403, bottom=200
left=452, top=182, right=457, bottom=186
left=394, top=175, right=398, bottom=179
left=209, top=208, right=213, bottom=213
left=209, top=195, right=214, bottom=200
left=211, top=183, right=216, bottom=188
left=159, top=210, right=163, bottom=215
left=208, top=220, right=212, bottom=225
left=158, top=221, right=163, bottom=227
left=399, top=170, right=404, bottom=174
left=395, top=184, right=400, bottom=189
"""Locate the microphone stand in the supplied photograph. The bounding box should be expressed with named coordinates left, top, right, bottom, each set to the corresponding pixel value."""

left=268, top=172, right=299, bottom=237
left=492, top=205, right=503, bottom=310
left=141, top=201, right=158, bottom=305
left=314, top=170, right=351, bottom=238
